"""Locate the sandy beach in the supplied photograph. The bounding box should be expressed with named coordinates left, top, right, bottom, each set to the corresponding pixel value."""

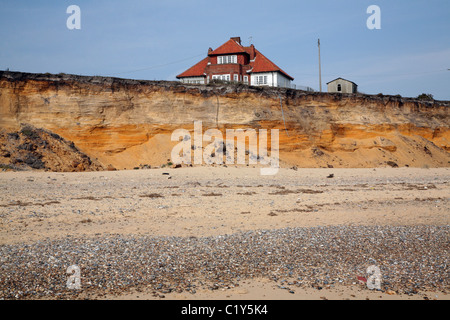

left=0, top=167, right=449, bottom=300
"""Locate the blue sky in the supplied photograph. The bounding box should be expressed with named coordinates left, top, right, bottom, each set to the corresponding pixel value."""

left=1, top=0, right=449, bottom=99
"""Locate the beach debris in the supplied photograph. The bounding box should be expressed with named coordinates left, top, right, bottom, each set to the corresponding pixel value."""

left=357, top=276, right=367, bottom=284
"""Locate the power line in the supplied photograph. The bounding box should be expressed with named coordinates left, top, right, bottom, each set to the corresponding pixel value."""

left=107, top=53, right=205, bottom=76
left=347, top=69, right=449, bottom=78
left=294, top=69, right=448, bottom=78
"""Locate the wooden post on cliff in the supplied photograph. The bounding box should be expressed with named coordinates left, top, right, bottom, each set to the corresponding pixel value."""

left=318, top=38, right=322, bottom=92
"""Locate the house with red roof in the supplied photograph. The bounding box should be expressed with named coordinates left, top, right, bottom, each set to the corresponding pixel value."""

left=176, top=37, right=294, bottom=88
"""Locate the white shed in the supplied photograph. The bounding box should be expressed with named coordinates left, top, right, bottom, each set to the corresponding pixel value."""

left=327, top=78, right=358, bottom=94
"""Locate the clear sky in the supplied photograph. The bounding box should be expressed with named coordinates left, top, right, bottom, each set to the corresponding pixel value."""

left=1, top=0, right=449, bottom=99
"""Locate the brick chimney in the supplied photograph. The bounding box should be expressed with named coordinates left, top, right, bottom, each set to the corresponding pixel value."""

left=230, top=37, right=241, bottom=45
left=250, top=44, right=256, bottom=60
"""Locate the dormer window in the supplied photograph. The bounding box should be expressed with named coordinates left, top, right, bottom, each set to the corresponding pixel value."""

left=218, top=55, right=237, bottom=64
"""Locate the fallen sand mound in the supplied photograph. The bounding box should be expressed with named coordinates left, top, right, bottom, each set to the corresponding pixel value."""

left=0, top=125, right=104, bottom=172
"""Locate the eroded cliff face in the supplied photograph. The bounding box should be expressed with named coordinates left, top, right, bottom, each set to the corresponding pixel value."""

left=0, top=71, right=449, bottom=170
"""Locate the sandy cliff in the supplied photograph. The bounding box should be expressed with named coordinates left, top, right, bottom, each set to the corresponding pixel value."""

left=0, top=71, right=448, bottom=171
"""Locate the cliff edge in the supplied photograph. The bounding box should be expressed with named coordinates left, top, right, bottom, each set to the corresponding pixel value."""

left=0, top=71, right=448, bottom=171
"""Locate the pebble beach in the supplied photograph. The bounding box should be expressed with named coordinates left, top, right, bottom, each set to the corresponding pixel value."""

left=0, top=167, right=449, bottom=300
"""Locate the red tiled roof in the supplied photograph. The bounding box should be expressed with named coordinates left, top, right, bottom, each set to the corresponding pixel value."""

left=176, top=57, right=208, bottom=78
left=208, top=39, right=246, bottom=56
left=250, top=49, right=294, bottom=80
left=243, top=46, right=256, bottom=60
left=177, top=38, right=294, bottom=80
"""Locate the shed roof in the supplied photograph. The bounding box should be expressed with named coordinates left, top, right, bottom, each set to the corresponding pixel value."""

left=326, top=77, right=357, bottom=85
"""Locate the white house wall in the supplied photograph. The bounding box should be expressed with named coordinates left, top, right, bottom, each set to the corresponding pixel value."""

left=180, top=77, right=205, bottom=84
left=276, top=73, right=292, bottom=89
left=180, top=73, right=293, bottom=88
left=251, top=72, right=273, bottom=87
left=250, top=72, right=292, bottom=88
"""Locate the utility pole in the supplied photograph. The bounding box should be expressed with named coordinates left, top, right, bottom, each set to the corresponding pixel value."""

left=318, top=39, right=322, bottom=92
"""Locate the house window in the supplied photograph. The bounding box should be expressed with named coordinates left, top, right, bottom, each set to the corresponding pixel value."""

left=256, top=75, right=268, bottom=85
left=233, top=74, right=238, bottom=82
left=212, top=74, right=231, bottom=82
left=217, top=55, right=237, bottom=64
left=244, top=76, right=248, bottom=84
left=337, top=84, right=342, bottom=92
left=182, top=78, right=204, bottom=84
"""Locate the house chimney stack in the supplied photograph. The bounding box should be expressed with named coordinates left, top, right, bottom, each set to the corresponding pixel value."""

left=231, top=37, right=241, bottom=45
left=250, top=44, right=256, bottom=60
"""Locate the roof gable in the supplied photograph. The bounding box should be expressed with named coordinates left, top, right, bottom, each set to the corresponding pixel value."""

left=208, top=39, right=247, bottom=56
left=326, top=77, right=357, bottom=85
